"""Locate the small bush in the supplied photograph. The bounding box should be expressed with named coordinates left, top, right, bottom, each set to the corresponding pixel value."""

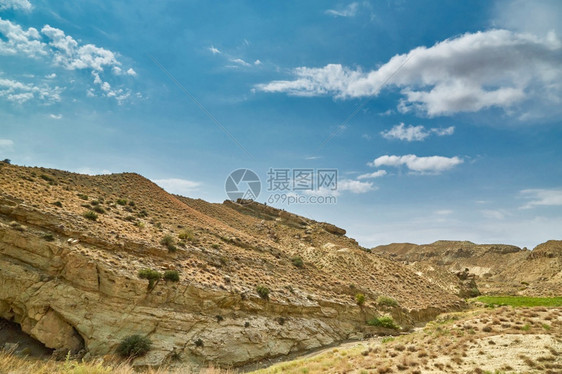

left=117, top=335, right=152, bottom=358
left=83, top=211, right=98, bottom=221
left=40, top=174, right=55, bottom=183
left=77, top=193, right=88, bottom=200
left=116, top=198, right=127, bottom=205
left=377, top=295, right=399, bottom=307
left=256, top=285, right=270, bottom=300
left=160, top=234, right=177, bottom=252
left=137, top=209, right=149, bottom=218
left=52, top=201, right=63, bottom=208
left=355, top=293, right=366, bottom=306
left=211, top=243, right=220, bottom=249
left=291, top=256, right=304, bottom=268
left=93, top=206, right=105, bottom=214
left=163, top=270, right=180, bottom=282
left=42, top=234, right=55, bottom=242
left=367, top=316, right=400, bottom=330
left=178, top=230, right=194, bottom=241
left=138, top=268, right=162, bottom=290
left=194, top=338, right=204, bottom=347
left=128, top=201, right=135, bottom=207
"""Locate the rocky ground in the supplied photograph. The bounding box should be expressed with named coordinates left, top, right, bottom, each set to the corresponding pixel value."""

left=253, top=305, right=562, bottom=374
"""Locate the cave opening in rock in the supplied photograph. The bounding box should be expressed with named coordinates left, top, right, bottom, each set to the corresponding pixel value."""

left=0, top=318, right=54, bottom=358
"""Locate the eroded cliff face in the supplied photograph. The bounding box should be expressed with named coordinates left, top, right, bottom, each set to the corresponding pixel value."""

left=0, top=165, right=464, bottom=370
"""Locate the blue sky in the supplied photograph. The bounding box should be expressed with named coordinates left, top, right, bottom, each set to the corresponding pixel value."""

left=1, top=0, right=561, bottom=248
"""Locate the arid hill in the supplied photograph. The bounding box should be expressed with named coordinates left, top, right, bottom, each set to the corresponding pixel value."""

left=373, top=240, right=562, bottom=297
left=0, top=164, right=463, bottom=370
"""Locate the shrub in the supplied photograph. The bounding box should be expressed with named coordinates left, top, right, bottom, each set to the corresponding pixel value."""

left=291, top=256, right=304, bottom=268
left=128, top=201, right=135, bottom=207
left=116, top=198, right=127, bottom=205
left=367, top=316, right=400, bottom=330
left=77, top=193, right=88, bottom=200
left=256, top=285, right=270, bottom=300
left=117, top=335, right=152, bottom=358
left=137, top=209, right=149, bottom=218
left=52, top=201, right=63, bottom=208
left=138, top=268, right=162, bottom=290
left=194, top=338, right=204, bottom=347
left=163, top=270, right=180, bottom=282
left=178, top=230, right=194, bottom=241
left=40, top=174, right=55, bottom=183
left=355, top=293, right=366, bottom=306
left=211, top=243, right=220, bottom=249
left=83, top=211, right=98, bottom=221
left=160, top=234, right=177, bottom=252
left=377, top=295, right=399, bottom=307
left=42, top=234, right=55, bottom=242
left=93, top=206, right=105, bottom=214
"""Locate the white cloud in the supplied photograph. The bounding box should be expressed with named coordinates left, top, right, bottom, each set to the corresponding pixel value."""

left=369, top=154, right=463, bottom=174
left=0, top=19, right=136, bottom=104
left=0, top=77, right=61, bottom=104
left=256, top=29, right=562, bottom=117
left=230, top=58, right=251, bottom=67
left=153, top=178, right=202, bottom=196
left=357, top=170, right=387, bottom=180
left=325, top=2, right=359, bottom=17
left=435, top=209, right=453, bottom=216
left=381, top=123, right=429, bottom=141
left=0, top=138, right=14, bottom=149
left=0, top=0, right=32, bottom=11
left=431, top=126, right=455, bottom=136
left=42, top=25, right=120, bottom=71
left=381, top=123, right=455, bottom=141
left=49, top=113, right=62, bottom=119
left=520, top=188, right=562, bottom=209
left=254, top=59, right=262, bottom=65
left=209, top=46, right=221, bottom=55
left=338, top=179, right=375, bottom=193
left=0, top=18, right=46, bottom=57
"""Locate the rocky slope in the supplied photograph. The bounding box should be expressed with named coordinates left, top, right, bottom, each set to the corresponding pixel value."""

left=373, top=240, right=562, bottom=297
left=0, top=164, right=463, bottom=370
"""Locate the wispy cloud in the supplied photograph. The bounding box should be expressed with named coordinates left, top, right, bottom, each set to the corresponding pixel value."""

left=0, top=0, right=32, bottom=12
left=49, top=113, right=62, bottom=119
left=369, top=154, right=463, bottom=174
left=520, top=188, right=562, bottom=209
left=357, top=170, right=387, bottom=180
left=381, top=123, right=455, bottom=141
left=481, top=209, right=506, bottom=220
left=325, top=2, right=359, bottom=17
left=230, top=58, right=251, bottom=67
left=256, top=30, right=562, bottom=118
left=153, top=178, right=202, bottom=196
left=209, top=46, right=221, bottom=55
left=0, top=138, right=14, bottom=149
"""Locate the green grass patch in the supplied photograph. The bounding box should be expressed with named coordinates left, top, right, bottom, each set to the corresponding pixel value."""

left=472, top=295, right=562, bottom=307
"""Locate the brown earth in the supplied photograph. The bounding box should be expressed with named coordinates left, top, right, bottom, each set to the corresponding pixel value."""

left=0, top=163, right=464, bottom=370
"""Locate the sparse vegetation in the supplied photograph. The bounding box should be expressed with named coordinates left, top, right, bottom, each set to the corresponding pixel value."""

left=138, top=268, right=162, bottom=290
left=160, top=234, right=178, bottom=252
left=42, top=233, right=55, bottom=242
left=52, top=201, right=63, bottom=207
left=377, top=295, right=399, bottom=307
left=83, top=211, right=99, bottom=221
left=116, top=334, right=152, bottom=358
left=355, top=293, right=365, bottom=306
left=163, top=270, right=180, bottom=282
left=178, top=230, right=194, bottom=241
left=256, top=285, right=270, bottom=300
left=117, top=198, right=127, bottom=205
left=291, top=256, right=304, bottom=268
left=367, top=316, right=400, bottom=330
left=77, top=193, right=88, bottom=200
